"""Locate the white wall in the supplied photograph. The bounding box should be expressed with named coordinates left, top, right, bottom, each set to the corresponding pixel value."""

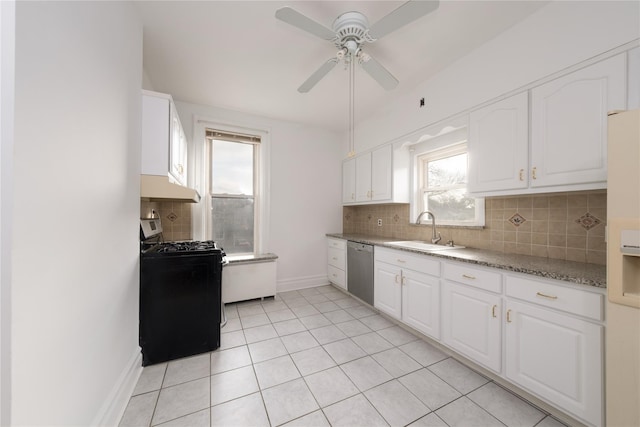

left=0, top=1, right=15, bottom=424
left=352, top=0, right=640, bottom=152
left=13, top=2, right=142, bottom=425
left=175, top=101, right=343, bottom=291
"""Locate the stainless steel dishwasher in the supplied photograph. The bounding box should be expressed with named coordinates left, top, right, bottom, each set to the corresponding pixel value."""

left=347, top=241, right=374, bottom=305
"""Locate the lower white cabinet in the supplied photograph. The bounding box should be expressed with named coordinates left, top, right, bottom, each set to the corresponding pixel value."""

left=441, top=281, right=501, bottom=373
left=402, top=269, right=440, bottom=340
left=364, top=241, right=605, bottom=427
left=327, top=238, right=347, bottom=289
left=374, top=260, right=403, bottom=319
left=505, top=300, right=603, bottom=427
left=374, top=247, right=440, bottom=339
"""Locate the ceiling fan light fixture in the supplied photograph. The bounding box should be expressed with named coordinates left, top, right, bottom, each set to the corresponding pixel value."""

left=332, top=11, right=371, bottom=45
left=358, top=51, right=371, bottom=64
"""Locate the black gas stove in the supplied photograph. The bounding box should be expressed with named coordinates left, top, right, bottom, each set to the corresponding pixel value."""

left=141, top=239, right=223, bottom=256
left=139, top=218, right=225, bottom=366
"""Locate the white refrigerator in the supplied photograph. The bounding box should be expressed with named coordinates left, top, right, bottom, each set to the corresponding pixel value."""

left=606, top=109, right=640, bottom=426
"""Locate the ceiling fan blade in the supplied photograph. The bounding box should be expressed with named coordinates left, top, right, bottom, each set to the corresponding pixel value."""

left=275, top=7, right=336, bottom=41
left=368, top=0, right=440, bottom=39
left=360, top=55, right=399, bottom=90
left=298, top=58, right=339, bottom=93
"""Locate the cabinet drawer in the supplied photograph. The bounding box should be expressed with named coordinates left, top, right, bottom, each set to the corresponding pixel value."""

left=375, top=247, right=440, bottom=276
left=328, top=265, right=346, bottom=288
left=328, top=247, right=346, bottom=270
left=443, top=262, right=502, bottom=293
left=505, top=275, right=604, bottom=321
left=328, top=238, right=346, bottom=250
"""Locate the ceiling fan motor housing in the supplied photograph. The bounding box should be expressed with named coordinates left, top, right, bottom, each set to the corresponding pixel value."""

left=332, top=11, right=371, bottom=48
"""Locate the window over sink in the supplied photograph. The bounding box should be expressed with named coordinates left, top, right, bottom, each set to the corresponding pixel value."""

left=408, top=122, right=484, bottom=227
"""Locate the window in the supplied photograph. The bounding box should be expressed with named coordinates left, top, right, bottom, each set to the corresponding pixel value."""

left=206, top=129, right=260, bottom=255
left=417, top=143, right=484, bottom=226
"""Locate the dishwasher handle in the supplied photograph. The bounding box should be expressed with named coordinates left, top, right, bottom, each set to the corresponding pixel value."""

left=347, top=241, right=374, bottom=253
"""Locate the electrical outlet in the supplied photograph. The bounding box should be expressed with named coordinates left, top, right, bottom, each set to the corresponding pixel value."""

left=377, top=219, right=382, bottom=227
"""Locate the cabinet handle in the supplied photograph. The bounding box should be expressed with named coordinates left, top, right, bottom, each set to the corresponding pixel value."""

left=367, top=190, right=371, bottom=198
left=332, top=257, right=338, bottom=261
left=396, top=259, right=406, bottom=264
left=178, top=164, right=184, bottom=174
left=462, top=274, right=476, bottom=280
left=371, top=190, right=374, bottom=198
left=532, top=167, right=537, bottom=180
left=506, top=309, right=512, bottom=323
left=519, top=169, right=524, bottom=181
left=492, top=305, right=497, bottom=318
left=395, top=274, right=401, bottom=284
left=351, top=193, right=355, bottom=200
left=536, top=292, right=558, bottom=300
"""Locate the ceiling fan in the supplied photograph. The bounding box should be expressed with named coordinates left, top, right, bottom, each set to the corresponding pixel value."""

left=275, top=1, right=440, bottom=93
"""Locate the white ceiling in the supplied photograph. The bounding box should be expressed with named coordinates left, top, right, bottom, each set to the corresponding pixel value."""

left=135, top=1, right=548, bottom=132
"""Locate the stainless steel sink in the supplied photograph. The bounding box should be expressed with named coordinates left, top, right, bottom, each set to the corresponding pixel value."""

left=385, top=240, right=465, bottom=251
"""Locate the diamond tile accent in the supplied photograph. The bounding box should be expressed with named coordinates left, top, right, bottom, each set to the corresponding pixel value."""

left=166, top=212, right=178, bottom=222
left=575, top=212, right=601, bottom=230
left=508, top=212, right=526, bottom=227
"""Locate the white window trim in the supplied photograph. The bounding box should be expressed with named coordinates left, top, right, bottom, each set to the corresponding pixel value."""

left=192, top=117, right=270, bottom=253
left=417, top=142, right=485, bottom=227
left=407, top=124, right=484, bottom=227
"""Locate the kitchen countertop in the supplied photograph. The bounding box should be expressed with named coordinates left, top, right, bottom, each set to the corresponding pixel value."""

left=327, top=233, right=606, bottom=289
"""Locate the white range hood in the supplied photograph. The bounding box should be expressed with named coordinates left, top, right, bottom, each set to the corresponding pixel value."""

left=140, top=174, right=200, bottom=203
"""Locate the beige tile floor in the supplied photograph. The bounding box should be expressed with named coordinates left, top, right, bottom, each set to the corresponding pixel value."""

left=120, top=285, right=568, bottom=427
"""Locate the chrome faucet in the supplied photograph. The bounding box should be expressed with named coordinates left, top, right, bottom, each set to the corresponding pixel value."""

left=416, top=211, right=442, bottom=245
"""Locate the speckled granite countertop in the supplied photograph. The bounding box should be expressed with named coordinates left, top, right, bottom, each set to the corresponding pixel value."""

left=327, top=233, right=606, bottom=289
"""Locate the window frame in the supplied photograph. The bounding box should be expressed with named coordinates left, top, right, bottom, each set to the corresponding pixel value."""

left=415, top=142, right=484, bottom=227
left=403, top=120, right=485, bottom=229
left=193, top=119, right=270, bottom=256
left=207, top=136, right=259, bottom=255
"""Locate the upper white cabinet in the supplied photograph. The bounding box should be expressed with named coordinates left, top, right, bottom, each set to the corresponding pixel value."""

left=355, top=151, right=373, bottom=202
left=343, top=143, right=409, bottom=205
left=530, top=54, right=626, bottom=188
left=142, top=90, right=188, bottom=187
left=468, top=53, right=627, bottom=196
left=342, top=158, right=356, bottom=203
left=468, top=92, right=529, bottom=193
left=170, top=108, right=188, bottom=186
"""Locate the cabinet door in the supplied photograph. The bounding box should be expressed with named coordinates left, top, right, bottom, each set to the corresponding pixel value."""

left=169, top=105, right=187, bottom=186
left=505, top=300, right=603, bottom=427
left=530, top=54, right=626, bottom=188
left=374, top=261, right=402, bottom=319
left=141, top=94, right=170, bottom=176
left=402, top=270, right=440, bottom=339
left=342, top=158, right=356, bottom=204
left=442, top=281, right=501, bottom=372
left=468, top=92, right=529, bottom=193
left=371, top=145, right=392, bottom=201
left=355, top=152, right=372, bottom=202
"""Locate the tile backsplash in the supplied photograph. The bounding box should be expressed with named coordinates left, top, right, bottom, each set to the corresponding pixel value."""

left=343, top=191, right=607, bottom=265
left=140, top=201, right=192, bottom=242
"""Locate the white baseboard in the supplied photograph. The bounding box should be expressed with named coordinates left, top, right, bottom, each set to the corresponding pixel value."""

left=92, top=348, right=142, bottom=427
left=277, top=274, right=329, bottom=293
